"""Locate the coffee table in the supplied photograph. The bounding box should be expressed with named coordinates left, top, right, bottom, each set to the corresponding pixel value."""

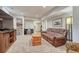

left=32, top=32, right=41, bottom=46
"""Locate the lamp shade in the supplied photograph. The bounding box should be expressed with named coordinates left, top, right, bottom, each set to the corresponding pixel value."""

left=67, top=17, right=72, bottom=24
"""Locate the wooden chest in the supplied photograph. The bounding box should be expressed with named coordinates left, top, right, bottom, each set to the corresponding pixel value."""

left=32, top=32, right=41, bottom=46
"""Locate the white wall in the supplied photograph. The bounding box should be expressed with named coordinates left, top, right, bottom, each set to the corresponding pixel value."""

left=34, top=20, right=41, bottom=32
left=46, top=15, right=66, bottom=29
left=24, top=19, right=42, bottom=33
left=24, top=20, right=34, bottom=29
left=72, top=6, right=79, bottom=43
left=47, top=14, right=72, bottom=29
left=13, top=16, right=24, bottom=35
left=13, top=17, right=16, bottom=29
left=42, top=20, right=47, bottom=31
left=42, top=6, right=73, bottom=31
left=47, top=19, right=52, bottom=28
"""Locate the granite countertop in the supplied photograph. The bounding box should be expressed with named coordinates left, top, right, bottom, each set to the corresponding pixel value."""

left=0, top=30, right=16, bottom=33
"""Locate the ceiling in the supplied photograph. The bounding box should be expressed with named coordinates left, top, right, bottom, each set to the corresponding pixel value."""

left=5, top=6, right=56, bottom=19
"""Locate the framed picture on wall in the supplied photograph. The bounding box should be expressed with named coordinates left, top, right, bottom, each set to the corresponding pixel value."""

left=52, top=18, right=62, bottom=27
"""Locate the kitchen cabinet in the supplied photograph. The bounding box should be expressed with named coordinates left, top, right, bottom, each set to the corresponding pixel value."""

left=0, top=30, right=16, bottom=53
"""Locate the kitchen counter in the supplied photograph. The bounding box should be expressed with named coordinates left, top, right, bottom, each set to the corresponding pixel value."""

left=0, top=30, right=16, bottom=33
left=0, top=29, right=16, bottom=52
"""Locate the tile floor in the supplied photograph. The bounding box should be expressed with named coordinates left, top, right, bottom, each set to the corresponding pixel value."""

left=7, top=35, right=68, bottom=53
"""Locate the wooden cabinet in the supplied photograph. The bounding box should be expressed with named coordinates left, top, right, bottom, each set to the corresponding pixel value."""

left=0, top=33, right=5, bottom=52
left=4, top=33, right=10, bottom=51
left=0, top=31, right=16, bottom=53
left=32, top=32, right=41, bottom=46
left=32, top=36, right=41, bottom=46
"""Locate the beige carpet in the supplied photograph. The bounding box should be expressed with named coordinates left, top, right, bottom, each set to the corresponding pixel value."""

left=7, top=35, right=67, bottom=53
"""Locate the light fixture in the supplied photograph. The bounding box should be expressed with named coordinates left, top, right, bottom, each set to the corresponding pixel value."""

left=67, top=17, right=72, bottom=25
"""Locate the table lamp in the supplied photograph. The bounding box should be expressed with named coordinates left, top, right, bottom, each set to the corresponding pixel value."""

left=66, top=16, right=73, bottom=41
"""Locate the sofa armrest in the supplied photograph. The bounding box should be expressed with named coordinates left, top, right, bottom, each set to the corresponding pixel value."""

left=42, top=31, right=47, bottom=33
left=54, top=36, right=65, bottom=40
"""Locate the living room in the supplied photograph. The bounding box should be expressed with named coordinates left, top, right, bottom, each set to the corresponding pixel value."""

left=0, top=6, right=79, bottom=53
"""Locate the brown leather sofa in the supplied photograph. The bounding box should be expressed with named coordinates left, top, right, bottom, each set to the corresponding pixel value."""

left=42, top=28, right=67, bottom=47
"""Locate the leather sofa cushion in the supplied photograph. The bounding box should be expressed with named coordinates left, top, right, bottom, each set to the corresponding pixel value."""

left=45, top=31, right=64, bottom=37
left=47, top=28, right=66, bottom=37
left=42, top=33, right=55, bottom=39
left=54, top=33, right=64, bottom=38
left=42, top=32, right=64, bottom=39
left=47, top=31, right=55, bottom=35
